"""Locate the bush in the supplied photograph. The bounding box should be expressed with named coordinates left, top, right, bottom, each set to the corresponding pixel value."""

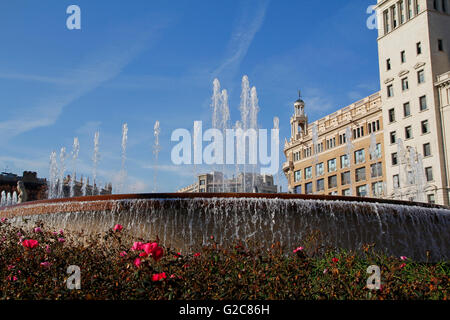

left=0, top=219, right=448, bottom=300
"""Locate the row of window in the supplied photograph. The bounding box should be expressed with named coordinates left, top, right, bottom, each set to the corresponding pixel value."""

left=294, top=148, right=382, bottom=183
left=386, top=40, right=444, bottom=73
left=433, top=0, right=448, bottom=13
left=389, top=119, right=429, bottom=144
left=392, top=166, right=433, bottom=188
left=391, top=143, right=431, bottom=167
left=387, top=70, right=425, bottom=98
left=383, top=0, right=420, bottom=35
left=388, top=95, right=428, bottom=123
left=293, top=122, right=381, bottom=162
left=294, top=181, right=384, bottom=197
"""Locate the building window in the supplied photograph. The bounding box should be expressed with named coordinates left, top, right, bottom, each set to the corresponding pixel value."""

left=443, top=0, right=447, bottom=13
left=419, top=95, right=427, bottom=111
left=341, top=171, right=351, bottom=185
left=438, top=39, right=444, bottom=51
left=434, top=0, right=439, bottom=10
left=425, top=167, right=433, bottom=181
left=355, top=167, right=366, bottom=182
left=390, top=131, right=397, bottom=144
left=384, top=10, right=390, bottom=34
left=200, top=180, right=205, bottom=185
left=355, top=149, right=365, bottom=164
left=401, top=50, right=406, bottom=63
left=387, top=85, right=394, bottom=97
left=370, top=143, right=382, bottom=160
left=328, top=158, right=337, bottom=172
left=294, top=185, right=302, bottom=194
left=372, top=181, right=384, bottom=197
left=356, top=185, right=368, bottom=197
left=371, top=162, right=383, bottom=178
left=305, top=182, right=313, bottom=194
left=328, top=175, right=337, bottom=189
left=403, top=102, right=410, bottom=117
left=393, top=174, right=400, bottom=188
left=391, top=5, right=398, bottom=28
left=427, top=194, right=435, bottom=204
left=340, top=154, right=350, bottom=169
left=305, top=167, right=312, bottom=180
left=416, top=42, right=422, bottom=54
left=316, top=163, right=324, bottom=176
left=405, top=125, right=413, bottom=139
left=417, top=70, right=425, bottom=84
left=343, top=188, right=351, bottom=196
left=392, top=152, right=398, bottom=165
left=386, top=58, right=392, bottom=70
left=317, top=179, right=324, bottom=192
left=423, top=143, right=431, bottom=157
left=389, top=108, right=395, bottom=122
left=421, top=120, right=429, bottom=134
left=399, top=0, right=405, bottom=23
left=294, top=170, right=302, bottom=182
left=401, top=77, right=409, bottom=91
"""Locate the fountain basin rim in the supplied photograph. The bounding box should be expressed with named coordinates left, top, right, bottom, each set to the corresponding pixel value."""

left=1, top=192, right=447, bottom=211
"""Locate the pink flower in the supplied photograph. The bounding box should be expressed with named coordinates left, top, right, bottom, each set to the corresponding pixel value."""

left=113, top=224, right=123, bottom=232
left=332, top=258, right=339, bottom=263
left=400, top=256, right=407, bottom=261
left=293, top=246, right=304, bottom=253
left=33, top=227, right=42, bottom=233
left=139, top=252, right=148, bottom=257
left=1, top=218, right=7, bottom=223
left=399, top=263, right=406, bottom=269
left=120, top=251, right=127, bottom=257
left=7, top=265, right=15, bottom=270
left=194, top=252, right=201, bottom=257
left=40, top=262, right=52, bottom=268
left=151, top=246, right=164, bottom=262
left=8, top=276, right=18, bottom=281
left=131, top=242, right=143, bottom=251
left=170, top=274, right=176, bottom=279
left=323, top=268, right=328, bottom=274
left=142, top=242, right=158, bottom=255
left=58, top=229, right=64, bottom=235
left=22, top=239, right=39, bottom=249
left=134, top=258, right=142, bottom=268
left=58, top=238, right=65, bottom=243
left=151, top=272, right=167, bottom=282
left=45, top=245, right=51, bottom=253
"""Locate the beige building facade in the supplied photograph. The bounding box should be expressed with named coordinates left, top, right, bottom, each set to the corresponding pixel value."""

left=283, top=93, right=386, bottom=197
left=376, top=0, right=450, bottom=205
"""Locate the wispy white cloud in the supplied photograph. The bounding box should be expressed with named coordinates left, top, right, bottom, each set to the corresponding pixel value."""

left=0, top=23, right=168, bottom=143
left=213, top=0, right=270, bottom=79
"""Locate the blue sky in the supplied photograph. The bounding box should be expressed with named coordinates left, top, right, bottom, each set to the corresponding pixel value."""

left=0, top=0, right=380, bottom=193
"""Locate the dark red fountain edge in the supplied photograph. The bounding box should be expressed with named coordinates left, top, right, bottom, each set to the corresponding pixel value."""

left=1, top=192, right=448, bottom=212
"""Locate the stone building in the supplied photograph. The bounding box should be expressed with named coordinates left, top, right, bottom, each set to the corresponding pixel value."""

left=177, top=172, right=279, bottom=193
left=283, top=93, right=386, bottom=197
left=376, top=0, right=450, bottom=205
left=0, top=171, right=47, bottom=201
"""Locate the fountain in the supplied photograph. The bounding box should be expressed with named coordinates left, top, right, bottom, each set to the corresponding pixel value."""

left=57, top=147, right=67, bottom=198
left=1, top=193, right=449, bottom=261
left=69, top=137, right=80, bottom=198
left=345, top=126, right=353, bottom=195
left=153, top=121, right=161, bottom=193
left=92, top=131, right=100, bottom=196
left=117, top=124, right=128, bottom=194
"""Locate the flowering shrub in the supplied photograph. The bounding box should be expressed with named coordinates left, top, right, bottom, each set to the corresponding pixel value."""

left=0, top=220, right=448, bottom=300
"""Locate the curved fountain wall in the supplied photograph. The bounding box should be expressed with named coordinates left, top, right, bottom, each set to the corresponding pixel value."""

left=1, top=193, right=449, bottom=261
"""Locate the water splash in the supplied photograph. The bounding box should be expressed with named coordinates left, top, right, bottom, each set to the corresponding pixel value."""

left=48, top=151, right=58, bottom=199
left=345, top=127, right=353, bottom=195
left=92, top=131, right=100, bottom=195
left=69, top=137, right=80, bottom=197
left=118, top=124, right=128, bottom=194
left=240, top=76, right=251, bottom=192
left=12, top=191, right=17, bottom=205
left=58, top=147, right=67, bottom=198
left=0, top=191, right=5, bottom=207
left=153, top=121, right=161, bottom=193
